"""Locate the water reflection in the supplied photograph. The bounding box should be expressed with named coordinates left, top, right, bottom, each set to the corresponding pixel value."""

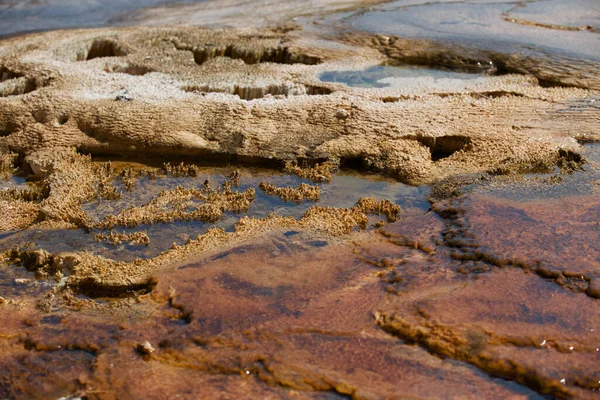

left=320, top=64, right=485, bottom=88
left=0, top=0, right=207, bottom=38
left=0, top=174, right=27, bottom=191
left=0, top=163, right=429, bottom=262
left=478, top=140, right=600, bottom=201
left=507, top=0, right=599, bottom=30
left=348, top=0, right=600, bottom=61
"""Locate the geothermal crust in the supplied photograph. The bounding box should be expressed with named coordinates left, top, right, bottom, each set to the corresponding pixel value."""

left=1, top=25, right=597, bottom=233
left=0, top=23, right=598, bottom=310
left=1, top=26, right=597, bottom=185
left=1, top=22, right=600, bottom=399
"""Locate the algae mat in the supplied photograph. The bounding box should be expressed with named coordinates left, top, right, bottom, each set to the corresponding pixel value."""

left=1, top=0, right=600, bottom=398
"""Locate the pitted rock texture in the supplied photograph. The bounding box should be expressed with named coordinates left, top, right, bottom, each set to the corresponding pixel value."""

left=0, top=26, right=596, bottom=187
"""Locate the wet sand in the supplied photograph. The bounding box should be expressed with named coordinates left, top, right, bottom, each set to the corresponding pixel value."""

left=1, top=0, right=600, bottom=398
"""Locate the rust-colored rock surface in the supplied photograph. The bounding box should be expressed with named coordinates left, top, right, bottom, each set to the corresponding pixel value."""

left=1, top=230, right=544, bottom=399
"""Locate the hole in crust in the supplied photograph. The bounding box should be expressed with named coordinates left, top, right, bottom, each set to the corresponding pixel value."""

left=182, top=83, right=332, bottom=100
left=32, top=110, right=48, bottom=123
left=0, top=120, right=17, bottom=137
left=379, top=95, right=414, bottom=103
left=339, top=157, right=368, bottom=170
left=0, top=112, right=19, bottom=137
left=306, top=85, right=333, bottom=95
left=57, top=115, right=69, bottom=125
left=104, top=64, right=153, bottom=76
left=0, top=66, right=38, bottom=97
left=79, top=39, right=127, bottom=61
left=416, top=135, right=472, bottom=161
left=174, top=41, right=321, bottom=66
left=73, top=277, right=157, bottom=299
left=1, top=66, right=22, bottom=82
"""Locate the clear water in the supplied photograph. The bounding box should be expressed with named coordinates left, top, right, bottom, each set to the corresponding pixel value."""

left=0, top=174, right=27, bottom=191
left=320, top=64, right=485, bottom=88
left=507, top=0, right=599, bottom=29
left=478, top=142, right=600, bottom=201
left=0, top=163, right=430, bottom=262
left=0, top=0, right=207, bottom=38
left=347, top=1, right=600, bottom=61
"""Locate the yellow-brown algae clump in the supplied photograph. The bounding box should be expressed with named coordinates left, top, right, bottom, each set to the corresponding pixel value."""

left=301, top=197, right=401, bottom=234
left=0, top=152, right=18, bottom=180
left=302, top=205, right=369, bottom=235
left=28, top=150, right=103, bottom=226
left=356, top=197, right=402, bottom=222
left=235, top=197, right=402, bottom=236
left=138, top=168, right=159, bottom=180
left=259, top=181, right=320, bottom=203
left=4, top=248, right=73, bottom=281
left=95, top=162, right=121, bottom=200
left=229, top=170, right=241, bottom=187
left=0, top=199, right=40, bottom=231
left=89, top=184, right=256, bottom=230
left=0, top=184, right=49, bottom=202
left=94, top=230, right=150, bottom=246
left=98, top=182, right=122, bottom=200
left=119, top=168, right=136, bottom=191
left=163, top=162, right=201, bottom=177
left=284, top=161, right=336, bottom=183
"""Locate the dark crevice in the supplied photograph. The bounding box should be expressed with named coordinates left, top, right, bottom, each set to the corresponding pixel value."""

left=306, top=85, right=333, bottom=95
left=79, top=39, right=127, bottom=61
left=434, top=91, right=526, bottom=99
left=0, top=119, right=18, bottom=137
left=73, top=277, right=157, bottom=299
left=338, top=157, right=367, bottom=170
left=0, top=66, right=38, bottom=97
left=415, top=135, right=472, bottom=161
left=472, top=90, right=526, bottom=99
left=537, top=78, right=575, bottom=88
left=173, top=41, right=321, bottom=66
left=57, top=114, right=69, bottom=125
left=0, top=66, right=25, bottom=83
left=86, top=151, right=287, bottom=171
left=104, top=64, right=153, bottom=76
left=379, top=95, right=414, bottom=103
left=182, top=83, right=332, bottom=100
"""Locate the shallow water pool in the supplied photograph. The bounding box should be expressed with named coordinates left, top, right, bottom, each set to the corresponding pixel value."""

left=320, top=64, right=486, bottom=88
